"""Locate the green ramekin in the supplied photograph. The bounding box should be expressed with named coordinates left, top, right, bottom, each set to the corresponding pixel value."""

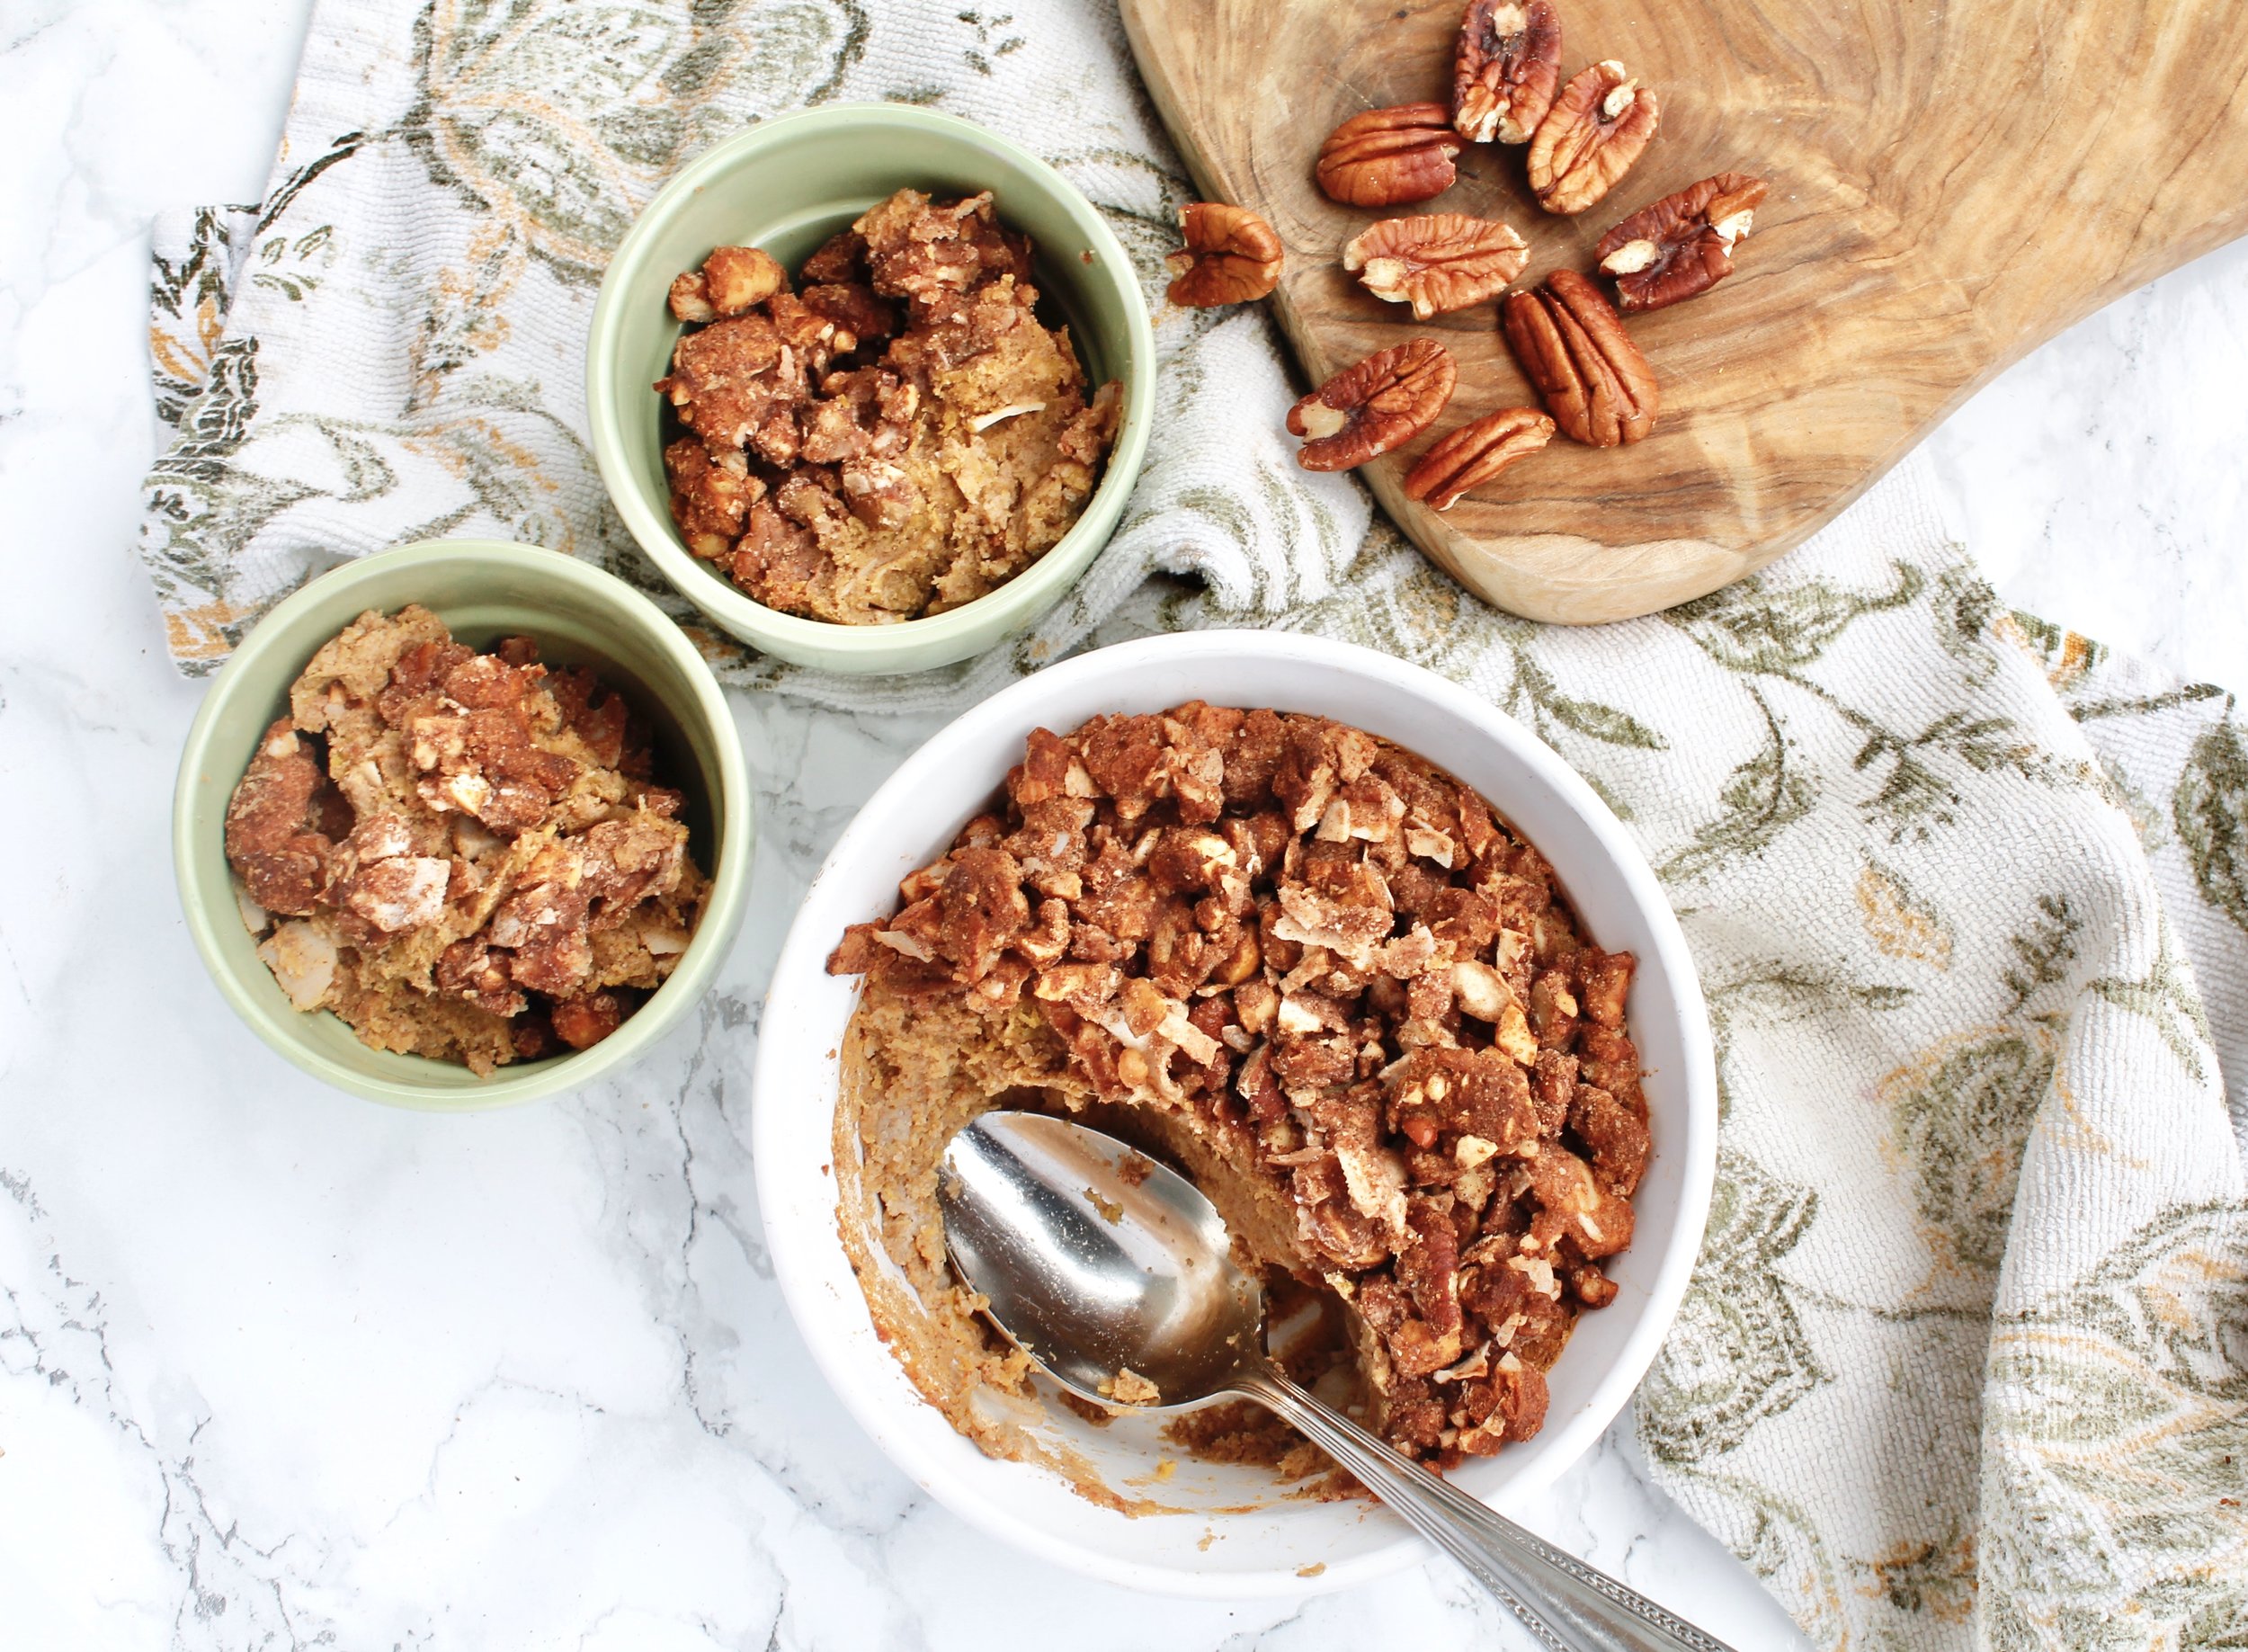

left=172, top=540, right=754, bottom=1109
left=584, top=103, right=1156, bottom=676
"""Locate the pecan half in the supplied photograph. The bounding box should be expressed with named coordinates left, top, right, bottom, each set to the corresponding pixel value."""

left=1287, top=339, right=1458, bottom=471
left=1166, top=202, right=1284, bottom=307
left=1526, top=61, right=1660, bottom=216
left=1343, top=214, right=1529, bottom=319
left=1501, top=270, right=1657, bottom=445
left=1315, top=104, right=1467, bottom=209
left=1596, top=173, right=1768, bottom=312
left=1403, top=407, right=1556, bottom=509
left=1452, top=0, right=1561, bottom=145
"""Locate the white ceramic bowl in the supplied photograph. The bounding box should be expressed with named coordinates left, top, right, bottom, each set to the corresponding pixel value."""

left=753, top=630, right=1717, bottom=1598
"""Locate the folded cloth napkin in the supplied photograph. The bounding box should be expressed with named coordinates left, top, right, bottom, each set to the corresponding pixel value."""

left=137, top=1, right=2247, bottom=1644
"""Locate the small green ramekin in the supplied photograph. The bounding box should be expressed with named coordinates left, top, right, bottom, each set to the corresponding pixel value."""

left=585, top=103, right=1156, bottom=676
left=172, top=540, right=754, bottom=1109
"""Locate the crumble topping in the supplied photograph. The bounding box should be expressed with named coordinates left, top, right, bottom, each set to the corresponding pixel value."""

left=225, top=605, right=707, bottom=1072
left=828, top=705, right=1648, bottom=1472
left=658, top=188, right=1123, bottom=625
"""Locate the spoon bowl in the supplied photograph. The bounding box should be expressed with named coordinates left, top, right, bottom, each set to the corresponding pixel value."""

left=938, top=1112, right=1262, bottom=1410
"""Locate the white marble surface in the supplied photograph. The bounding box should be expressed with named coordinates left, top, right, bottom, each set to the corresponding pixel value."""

left=2, top=3, right=2242, bottom=1648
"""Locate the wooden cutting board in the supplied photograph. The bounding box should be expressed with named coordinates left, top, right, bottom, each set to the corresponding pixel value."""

left=1118, top=0, right=2248, bottom=623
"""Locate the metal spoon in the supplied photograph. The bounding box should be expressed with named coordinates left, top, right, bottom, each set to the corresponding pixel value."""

left=939, top=1112, right=1735, bottom=1652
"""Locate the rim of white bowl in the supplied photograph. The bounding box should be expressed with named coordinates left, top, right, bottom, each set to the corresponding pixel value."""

left=752, top=629, right=1717, bottom=1597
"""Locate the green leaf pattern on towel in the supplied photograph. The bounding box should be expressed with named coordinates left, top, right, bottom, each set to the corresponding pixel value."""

left=2176, top=717, right=2248, bottom=937
left=1981, top=1202, right=2248, bottom=1651
left=1878, top=1025, right=2056, bottom=1280
left=1665, top=559, right=1924, bottom=674
left=1640, top=1147, right=1827, bottom=1464
left=405, top=0, right=867, bottom=284
left=1660, top=687, right=1814, bottom=881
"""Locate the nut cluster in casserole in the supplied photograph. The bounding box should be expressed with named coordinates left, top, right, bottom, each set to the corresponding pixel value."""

left=828, top=705, right=1649, bottom=1467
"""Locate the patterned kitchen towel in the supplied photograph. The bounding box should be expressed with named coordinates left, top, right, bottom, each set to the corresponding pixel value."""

left=137, top=1, right=2246, bottom=1647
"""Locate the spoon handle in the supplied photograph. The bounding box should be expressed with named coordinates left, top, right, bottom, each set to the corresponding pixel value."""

left=1233, top=1363, right=1738, bottom=1652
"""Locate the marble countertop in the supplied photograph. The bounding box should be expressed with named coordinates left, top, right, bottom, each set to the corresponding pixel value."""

left=3, top=3, right=2241, bottom=1648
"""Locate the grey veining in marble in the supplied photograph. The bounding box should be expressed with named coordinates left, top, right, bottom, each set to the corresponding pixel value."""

left=2, top=2, right=2239, bottom=1647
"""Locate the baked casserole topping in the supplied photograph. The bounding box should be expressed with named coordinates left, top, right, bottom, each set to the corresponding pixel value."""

left=225, top=605, right=705, bottom=1072
left=828, top=704, right=1648, bottom=1472
left=659, top=187, right=1122, bottom=625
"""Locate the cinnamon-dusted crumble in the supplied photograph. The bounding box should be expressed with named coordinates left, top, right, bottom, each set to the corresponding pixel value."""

left=826, top=705, right=1647, bottom=1480
left=226, top=605, right=706, bottom=1072
left=657, top=188, right=1123, bottom=625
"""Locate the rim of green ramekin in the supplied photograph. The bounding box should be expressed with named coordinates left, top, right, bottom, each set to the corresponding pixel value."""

left=171, top=539, right=754, bottom=1110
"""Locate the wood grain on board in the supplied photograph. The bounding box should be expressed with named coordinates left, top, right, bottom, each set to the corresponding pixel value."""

left=1118, top=0, right=2248, bottom=622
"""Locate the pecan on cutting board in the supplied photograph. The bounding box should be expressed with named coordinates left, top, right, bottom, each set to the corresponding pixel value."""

left=1167, top=202, right=1284, bottom=306
left=1316, top=103, right=1467, bottom=208
left=1597, top=174, right=1767, bottom=312
left=1343, top=213, right=1530, bottom=319
left=1501, top=270, right=1657, bottom=445
left=1452, top=0, right=1562, bottom=144
left=1405, top=406, right=1556, bottom=510
left=1287, top=338, right=1458, bottom=470
left=1526, top=61, right=1660, bottom=215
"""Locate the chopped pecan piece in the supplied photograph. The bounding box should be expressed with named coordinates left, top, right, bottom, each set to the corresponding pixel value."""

left=1567, top=1264, right=1619, bottom=1308
left=667, top=272, right=716, bottom=324
left=1404, top=407, right=1555, bottom=510
left=225, top=719, right=339, bottom=916
left=551, top=991, right=626, bottom=1050
left=1452, top=0, right=1561, bottom=144
left=728, top=500, right=826, bottom=612
left=1457, top=1358, right=1548, bottom=1452
left=800, top=281, right=897, bottom=348
left=1526, top=61, right=1660, bottom=216
left=1501, top=270, right=1658, bottom=446
left=1286, top=339, right=1457, bottom=472
left=1531, top=1147, right=1635, bottom=1260
left=656, top=313, right=807, bottom=451
left=1596, top=172, right=1768, bottom=312
left=798, top=228, right=868, bottom=284
left=1166, top=202, right=1284, bottom=307
left=1571, top=1083, right=1651, bottom=1197
left=437, top=939, right=525, bottom=1018
left=1315, top=104, right=1467, bottom=209
left=700, top=246, right=788, bottom=315
left=857, top=188, right=1030, bottom=311
left=663, top=438, right=759, bottom=559
left=1343, top=214, right=1529, bottom=319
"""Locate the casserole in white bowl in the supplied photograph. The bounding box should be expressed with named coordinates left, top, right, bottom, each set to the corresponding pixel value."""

left=752, top=630, right=1716, bottom=1598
